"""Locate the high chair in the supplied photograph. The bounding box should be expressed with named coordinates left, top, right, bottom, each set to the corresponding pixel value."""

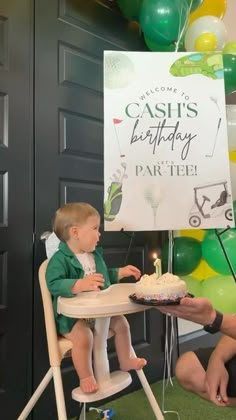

left=18, top=257, right=164, bottom=420
left=17, top=260, right=75, bottom=420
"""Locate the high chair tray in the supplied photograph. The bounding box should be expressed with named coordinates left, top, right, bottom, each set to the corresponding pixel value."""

left=58, top=283, right=153, bottom=318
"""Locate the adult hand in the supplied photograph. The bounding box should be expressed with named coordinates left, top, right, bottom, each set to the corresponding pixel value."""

left=205, top=355, right=229, bottom=406
left=118, top=265, right=141, bottom=280
left=72, top=273, right=104, bottom=293
left=158, top=297, right=216, bottom=326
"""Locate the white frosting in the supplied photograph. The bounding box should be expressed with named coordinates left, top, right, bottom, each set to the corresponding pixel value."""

left=135, top=272, right=187, bottom=301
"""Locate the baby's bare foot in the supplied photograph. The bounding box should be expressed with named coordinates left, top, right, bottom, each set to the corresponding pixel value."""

left=120, top=357, right=147, bottom=371
left=80, top=376, right=98, bottom=393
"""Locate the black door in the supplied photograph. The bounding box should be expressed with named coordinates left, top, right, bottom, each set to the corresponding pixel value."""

left=0, top=1, right=33, bottom=419
left=34, top=1, right=166, bottom=418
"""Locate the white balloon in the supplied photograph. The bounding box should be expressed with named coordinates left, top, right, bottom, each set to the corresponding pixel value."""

left=227, top=105, right=236, bottom=151
left=185, top=15, right=228, bottom=52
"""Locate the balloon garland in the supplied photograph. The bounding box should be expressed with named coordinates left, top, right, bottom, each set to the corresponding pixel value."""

left=116, top=0, right=236, bottom=95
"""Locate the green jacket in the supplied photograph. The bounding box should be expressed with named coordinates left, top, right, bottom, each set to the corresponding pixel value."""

left=46, top=242, right=119, bottom=334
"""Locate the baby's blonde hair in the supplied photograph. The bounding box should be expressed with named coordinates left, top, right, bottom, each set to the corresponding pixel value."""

left=53, top=202, right=99, bottom=242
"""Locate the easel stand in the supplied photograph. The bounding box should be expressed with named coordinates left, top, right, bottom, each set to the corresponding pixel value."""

left=160, top=231, right=180, bottom=419
left=215, top=228, right=236, bottom=282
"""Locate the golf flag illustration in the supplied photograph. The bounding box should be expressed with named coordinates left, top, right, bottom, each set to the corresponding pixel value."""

left=112, top=118, right=125, bottom=158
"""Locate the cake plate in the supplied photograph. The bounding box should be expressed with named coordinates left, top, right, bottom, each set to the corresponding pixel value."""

left=129, top=293, right=194, bottom=306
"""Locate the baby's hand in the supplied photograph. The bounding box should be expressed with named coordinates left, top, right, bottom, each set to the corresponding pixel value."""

left=73, top=273, right=104, bottom=293
left=118, top=265, right=141, bottom=281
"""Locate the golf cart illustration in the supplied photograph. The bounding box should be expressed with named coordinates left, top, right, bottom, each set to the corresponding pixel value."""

left=189, top=181, right=233, bottom=228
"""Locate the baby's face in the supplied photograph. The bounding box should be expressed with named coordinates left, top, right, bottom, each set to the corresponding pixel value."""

left=76, top=215, right=101, bottom=253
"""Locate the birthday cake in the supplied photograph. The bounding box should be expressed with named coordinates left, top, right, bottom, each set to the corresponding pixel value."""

left=135, top=272, right=187, bottom=302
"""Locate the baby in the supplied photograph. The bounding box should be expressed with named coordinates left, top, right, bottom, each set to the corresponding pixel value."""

left=46, top=202, right=146, bottom=393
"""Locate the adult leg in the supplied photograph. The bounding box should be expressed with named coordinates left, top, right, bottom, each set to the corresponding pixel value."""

left=226, top=398, right=236, bottom=407
left=175, top=351, right=209, bottom=400
left=224, top=356, right=236, bottom=406
left=64, top=320, right=98, bottom=393
left=176, top=348, right=236, bottom=406
left=109, top=315, right=146, bottom=371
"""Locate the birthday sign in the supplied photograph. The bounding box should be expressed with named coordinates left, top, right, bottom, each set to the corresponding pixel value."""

left=103, top=51, right=234, bottom=231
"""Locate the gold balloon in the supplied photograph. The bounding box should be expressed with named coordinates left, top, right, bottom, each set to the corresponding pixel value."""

left=192, top=259, right=218, bottom=280
left=229, top=150, right=236, bottom=164
left=189, top=0, right=227, bottom=25
left=194, top=32, right=217, bottom=51
left=180, top=229, right=205, bottom=241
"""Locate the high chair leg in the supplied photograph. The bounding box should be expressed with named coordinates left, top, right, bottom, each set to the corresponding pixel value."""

left=135, top=368, right=164, bottom=420
left=78, top=403, right=86, bottom=420
left=17, top=368, right=53, bottom=420
left=131, top=348, right=165, bottom=420
left=52, top=366, right=67, bottom=420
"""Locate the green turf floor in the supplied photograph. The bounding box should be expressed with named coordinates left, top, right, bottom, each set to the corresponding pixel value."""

left=74, top=378, right=236, bottom=420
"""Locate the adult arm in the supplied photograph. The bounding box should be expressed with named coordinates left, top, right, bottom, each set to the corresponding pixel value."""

left=211, top=335, right=236, bottom=363
left=159, top=297, right=236, bottom=340
left=205, top=335, right=236, bottom=405
left=217, top=313, right=236, bottom=340
left=159, top=297, right=236, bottom=404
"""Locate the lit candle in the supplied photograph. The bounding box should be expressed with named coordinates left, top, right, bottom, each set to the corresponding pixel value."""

left=153, top=257, right=162, bottom=277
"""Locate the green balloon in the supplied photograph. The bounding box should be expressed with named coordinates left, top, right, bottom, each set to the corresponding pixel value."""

left=202, top=229, right=236, bottom=275
left=202, top=275, right=236, bottom=314
left=144, top=35, right=185, bottom=52
left=162, top=237, right=202, bottom=276
left=223, top=54, right=236, bottom=95
left=182, top=275, right=202, bottom=297
left=117, top=0, right=143, bottom=21
left=140, top=0, right=189, bottom=46
left=144, top=35, right=176, bottom=52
